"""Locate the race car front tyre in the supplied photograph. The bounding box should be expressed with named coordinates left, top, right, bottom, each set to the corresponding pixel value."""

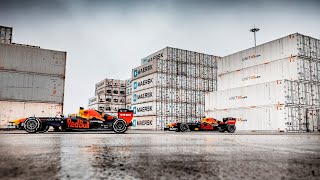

left=227, top=125, right=236, bottom=133
left=24, top=118, right=41, bottom=133
left=112, top=119, right=127, bottom=133
left=179, top=123, right=189, bottom=132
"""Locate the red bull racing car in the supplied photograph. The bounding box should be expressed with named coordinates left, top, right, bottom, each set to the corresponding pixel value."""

left=11, top=108, right=134, bottom=133
left=164, top=117, right=237, bottom=133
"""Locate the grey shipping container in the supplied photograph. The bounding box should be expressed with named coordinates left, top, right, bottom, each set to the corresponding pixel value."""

left=0, top=71, right=64, bottom=104
left=0, top=43, right=66, bottom=76
left=0, top=26, right=12, bottom=44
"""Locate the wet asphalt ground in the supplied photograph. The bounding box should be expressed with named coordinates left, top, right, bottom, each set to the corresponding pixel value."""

left=0, top=130, right=319, bottom=180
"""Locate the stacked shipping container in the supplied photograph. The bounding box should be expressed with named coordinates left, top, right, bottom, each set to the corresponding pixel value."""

left=0, top=26, right=12, bottom=44
left=0, top=33, right=66, bottom=127
left=206, top=33, right=320, bottom=132
left=131, top=47, right=218, bottom=130
left=88, top=78, right=126, bottom=116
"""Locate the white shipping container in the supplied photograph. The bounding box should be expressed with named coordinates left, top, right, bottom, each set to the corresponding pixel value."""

left=206, top=80, right=317, bottom=110
left=141, top=47, right=168, bottom=65
left=205, top=106, right=287, bottom=131
left=218, top=57, right=317, bottom=90
left=0, top=71, right=64, bottom=103
left=0, top=43, right=66, bottom=76
left=132, top=60, right=158, bottom=80
left=0, top=26, right=12, bottom=44
left=130, top=116, right=157, bottom=130
left=132, top=73, right=164, bottom=92
left=95, top=79, right=106, bottom=90
left=132, top=87, right=157, bottom=104
left=219, top=33, right=319, bottom=75
left=0, top=101, right=62, bottom=127
left=88, top=96, right=99, bottom=105
left=132, top=101, right=157, bottom=116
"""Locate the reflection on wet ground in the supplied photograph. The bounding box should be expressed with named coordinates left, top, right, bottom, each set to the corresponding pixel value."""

left=0, top=130, right=319, bottom=179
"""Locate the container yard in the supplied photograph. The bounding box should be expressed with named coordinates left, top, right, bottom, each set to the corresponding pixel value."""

left=206, top=33, right=320, bottom=132
left=0, top=27, right=66, bottom=128
left=130, top=47, right=218, bottom=130
left=88, top=78, right=127, bottom=116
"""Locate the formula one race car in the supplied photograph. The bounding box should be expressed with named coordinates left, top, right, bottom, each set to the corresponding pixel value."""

left=164, top=117, right=236, bottom=133
left=11, top=108, right=134, bottom=133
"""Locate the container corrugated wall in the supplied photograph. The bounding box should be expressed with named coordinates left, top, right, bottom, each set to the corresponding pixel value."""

left=0, top=101, right=63, bottom=127
left=210, top=33, right=320, bottom=132
left=131, top=47, right=218, bottom=130
left=0, top=26, right=12, bottom=44
left=0, top=43, right=66, bottom=75
left=0, top=33, right=66, bottom=127
left=88, top=78, right=127, bottom=114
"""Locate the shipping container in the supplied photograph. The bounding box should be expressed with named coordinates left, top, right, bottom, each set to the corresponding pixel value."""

left=219, top=33, right=320, bottom=75
left=141, top=48, right=168, bottom=65
left=0, top=101, right=62, bottom=127
left=205, top=106, right=320, bottom=132
left=132, top=101, right=157, bottom=116
left=132, top=60, right=158, bottom=80
left=0, top=71, right=64, bottom=103
left=130, top=116, right=157, bottom=130
left=218, top=57, right=320, bottom=90
left=0, top=26, right=12, bottom=44
left=88, top=96, right=99, bottom=105
left=0, top=43, right=66, bottom=76
left=95, top=79, right=106, bottom=90
left=206, top=80, right=319, bottom=110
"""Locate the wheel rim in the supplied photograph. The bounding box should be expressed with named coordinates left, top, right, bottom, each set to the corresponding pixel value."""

left=113, top=120, right=126, bottom=133
left=229, top=126, right=235, bottom=132
left=24, top=118, right=40, bottom=132
left=180, top=124, right=189, bottom=132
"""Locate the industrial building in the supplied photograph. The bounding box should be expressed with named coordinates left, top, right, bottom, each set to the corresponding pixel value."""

left=88, top=78, right=127, bottom=116
left=0, top=26, right=66, bottom=128
left=205, top=33, right=320, bottom=132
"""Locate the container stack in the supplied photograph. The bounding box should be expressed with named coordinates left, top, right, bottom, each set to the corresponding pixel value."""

left=0, top=26, right=12, bottom=44
left=0, top=26, right=66, bottom=127
left=130, top=47, right=218, bottom=130
left=125, top=79, right=132, bottom=110
left=88, top=78, right=126, bottom=116
left=205, top=33, right=320, bottom=132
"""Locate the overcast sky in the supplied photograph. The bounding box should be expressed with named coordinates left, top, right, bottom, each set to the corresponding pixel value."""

left=1, top=0, right=319, bottom=114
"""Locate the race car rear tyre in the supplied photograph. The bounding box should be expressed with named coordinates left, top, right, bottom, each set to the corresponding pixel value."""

left=112, top=119, right=127, bottom=133
left=179, top=123, right=189, bottom=132
left=227, top=125, right=236, bottom=133
left=24, top=118, right=41, bottom=133
left=38, top=123, right=49, bottom=133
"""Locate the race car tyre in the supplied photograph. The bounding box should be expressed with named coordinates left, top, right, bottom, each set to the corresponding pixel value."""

left=112, top=119, right=127, bottom=133
left=227, top=125, right=236, bottom=133
left=179, top=123, right=189, bottom=132
left=38, top=124, right=49, bottom=133
left=24, top=118, right=41, bottom=133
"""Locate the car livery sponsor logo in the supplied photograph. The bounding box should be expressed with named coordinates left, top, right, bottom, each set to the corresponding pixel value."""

left=242, top=54, right=261, bottom=61
left=67, top=119, right=89, bottom=128
left=242, top=75, right=261, bottom=81
left=229, top=96, right=248, bottom=100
